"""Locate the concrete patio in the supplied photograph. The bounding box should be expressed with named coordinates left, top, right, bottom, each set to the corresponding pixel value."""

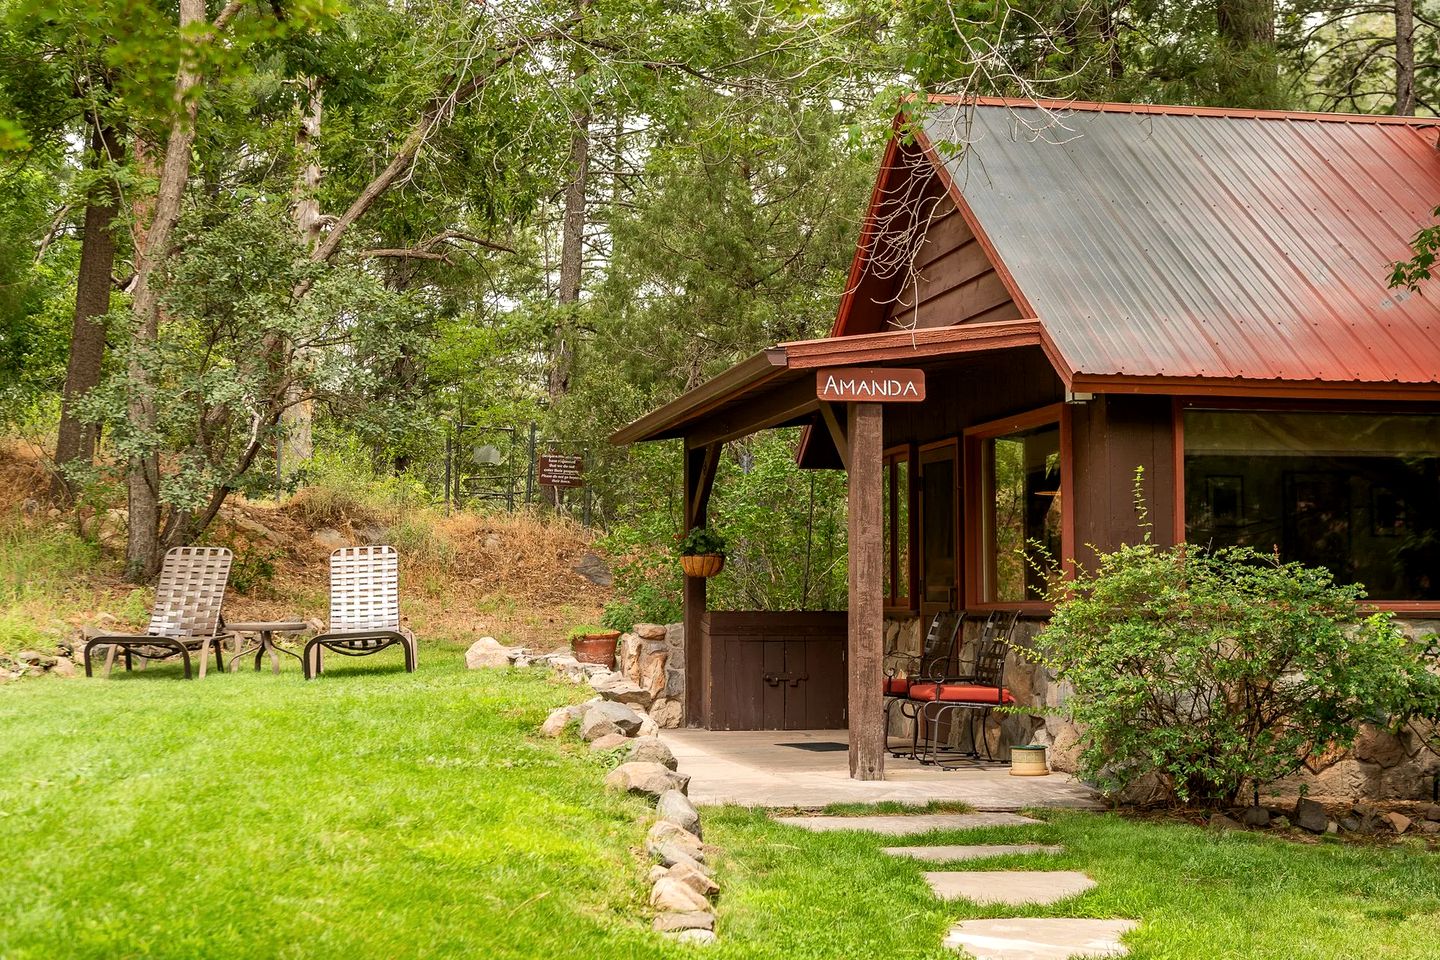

left=660, top=729, right=1102, bottom=810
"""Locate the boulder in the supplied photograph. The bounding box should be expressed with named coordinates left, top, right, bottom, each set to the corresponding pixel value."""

left=1239, top=806, right=1271, bottom=828
left=16, top=651, right=52, bottom=666
left=625, top=736, right=677, bottom=770
left=593, top=676, right=652, bottom=707
left=619, top=633, right=642, bottom=679
left=646, top=821, right=705, bottom=862
left=580, top=713, right=622, bottom=742
left=312, top=528, right=349, bottom=551
left=464, top=636, right=511, bottom=669
left=665, top=860, right=719, bottom=897
left=49, top=658, right=76, bottom=678
left=649, top=697, right=684, bottom=729
left=638, top=715, right=661, bottom=739
left=670, top=929, right=718, bottom=946
left=639, top=644, right=670, bottom=697
left=606, top=761, right=690, bottom=799
left=648, top=865, right=669, bottom=883
left=653, top=912, right=715, bottom=933
left=657, top=790, right=702, bottom=838
left=1209, top=813, right=1242, bottom=831
left=635, top=623, right=668, bottom=641
left=1418, top=820, right=1440, bottom=835
left=650, top=877, right=710, bottom=913
left=589, top=733, right=630, bottom=752
left=1353, top=726, right=1408, bottom=768
left=572, top=551, right=613, bottom=587
left=1382, top=812, right=1412, bottom=834
left=1294, top=798, right=1329, bottom=834
left=584, top=701, right=644, bottom=736
left=1422, top=803, right=1440, bottom=822
left=539, top=705, right=585, bottom=737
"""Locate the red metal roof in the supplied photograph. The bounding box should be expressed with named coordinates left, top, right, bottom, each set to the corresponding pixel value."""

left=917, top=99, right=1440, bottom=387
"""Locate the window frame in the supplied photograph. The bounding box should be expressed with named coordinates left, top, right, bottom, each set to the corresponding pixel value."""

left=1172, top=397, right=1440, bottom=615
left=883, top=444, right=917, bottom=613
left=963, top=403, right=1074, bottom=613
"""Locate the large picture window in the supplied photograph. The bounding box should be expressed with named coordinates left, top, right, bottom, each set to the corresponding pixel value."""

left=970, top=412, right=1064, bottom=604
left=1183, top=409, right=1440, bottom=602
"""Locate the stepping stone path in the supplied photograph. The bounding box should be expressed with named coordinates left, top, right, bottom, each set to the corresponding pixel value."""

left=943, top=919, right=1138, bottom=960
left=883, top=844, right=1063, bottom=862
left=922, top=870, right=1096, bottom=905
left=776, top=813, right=1137, bottom=959
left=774, top=813, right=1042, bottom=835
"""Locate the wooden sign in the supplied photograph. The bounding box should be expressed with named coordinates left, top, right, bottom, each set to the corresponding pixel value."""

left=815, top=367, right=926, bottom=403
left=537, top=454, right=584, bottom=488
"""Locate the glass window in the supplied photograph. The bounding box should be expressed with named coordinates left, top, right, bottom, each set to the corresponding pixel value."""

left=883, top=450, right=911, bottom=608
left=920, top=446, right=958, bottom=607
left=981, top=422, right=1062, bottom=602
left=1184, top=410, right=1440, bottom=602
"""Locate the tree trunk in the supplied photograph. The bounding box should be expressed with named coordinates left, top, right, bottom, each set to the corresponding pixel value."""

left=1394, top=0, right=1416, bottom=115
left=549, top=120, right=588, bottom=402
left=1215, top=0, right=1278, bottom=107
left=280, top=78, right=324, bottom=478
left=124, top=0, right=206, bottom=582
left=53, top=119, right=122, bottom=495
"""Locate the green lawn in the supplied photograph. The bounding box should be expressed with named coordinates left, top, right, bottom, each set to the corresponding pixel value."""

left=3, top=643, right=1439, bottom=960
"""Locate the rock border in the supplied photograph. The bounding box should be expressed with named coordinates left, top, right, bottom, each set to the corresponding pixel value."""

left=525, top=645, right=720, bottom=945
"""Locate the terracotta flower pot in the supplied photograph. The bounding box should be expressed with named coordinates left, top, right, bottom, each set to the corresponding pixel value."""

left=1009, top=744, right=1049, bottom=777
left=571, top=631, right=620, bottom=669
left=680, top=554, right=725, bottom=578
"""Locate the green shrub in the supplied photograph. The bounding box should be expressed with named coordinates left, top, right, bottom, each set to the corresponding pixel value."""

left=1029, top=539, right=1440, bottom=807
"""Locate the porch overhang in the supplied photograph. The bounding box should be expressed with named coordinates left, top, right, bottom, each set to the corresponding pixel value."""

left=609, top=319, right=1044, bottom=448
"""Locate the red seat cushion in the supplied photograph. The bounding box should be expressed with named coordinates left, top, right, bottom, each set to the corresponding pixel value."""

left=907, top=683, right=1015, bottom=705
left=884, top=677, right=912, bottom=696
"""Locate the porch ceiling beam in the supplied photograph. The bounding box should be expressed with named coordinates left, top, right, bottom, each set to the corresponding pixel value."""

left=683, top=377, right=820, bottom=450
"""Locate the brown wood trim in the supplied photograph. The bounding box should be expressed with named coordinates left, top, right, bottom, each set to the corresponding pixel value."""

left=831, top=123, right=905, bottom=338
left=963, top=402, right=1067, bottom=440
left=781, top=319, right=1044, bottom=368
left=1059, top=404, right=1076, bottom=583
left=611, top=351, right=787, bottom=444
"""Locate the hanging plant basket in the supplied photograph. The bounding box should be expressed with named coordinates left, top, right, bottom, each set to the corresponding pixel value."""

left=680, top=554, right=725, bottom=578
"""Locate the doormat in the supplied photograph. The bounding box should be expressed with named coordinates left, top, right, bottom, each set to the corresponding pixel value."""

left=776, top=741, right=848, bottom=752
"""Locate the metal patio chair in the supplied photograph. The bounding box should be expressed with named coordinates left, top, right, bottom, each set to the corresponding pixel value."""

left=82, top=546, right=235, bottom=680
left=909, top=610, right=1020, bottom=768
left=303, top=545, right=418, bottom=679
left=883, top=610, right=965, bottom=758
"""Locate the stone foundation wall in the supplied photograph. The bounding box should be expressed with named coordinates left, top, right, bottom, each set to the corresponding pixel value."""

left=884, top=613, right=1440, bottom=802
left=616, top=622, right=686, bottom=727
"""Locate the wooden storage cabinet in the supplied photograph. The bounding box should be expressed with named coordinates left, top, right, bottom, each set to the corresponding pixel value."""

left=699, top=611, right=847, bottom=730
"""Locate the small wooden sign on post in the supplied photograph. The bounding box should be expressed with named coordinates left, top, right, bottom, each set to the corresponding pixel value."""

left=815, top=367, right=926, bottom=403
left=537, top=453, right=584, bottom=488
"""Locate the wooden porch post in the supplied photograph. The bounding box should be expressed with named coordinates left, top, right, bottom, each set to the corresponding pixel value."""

left=846, top=402, right=885, bottom=780
left=683, top=443, right=720, bottom=727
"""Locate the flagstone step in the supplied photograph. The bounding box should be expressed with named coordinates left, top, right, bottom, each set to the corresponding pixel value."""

left=922, top=870, right=1096, bottom=905
left=883, top=844, right=1063, bottom=862
left=773, top=813, right=1042, bottom=835
left=943, top=918, right=1138, bottom=960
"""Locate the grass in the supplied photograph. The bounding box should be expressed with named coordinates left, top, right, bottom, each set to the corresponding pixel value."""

left=3, top=645, right=1440, bottom=959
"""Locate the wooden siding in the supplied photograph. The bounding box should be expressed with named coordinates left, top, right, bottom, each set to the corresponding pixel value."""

left=846, top=147, right=1022, bottom=335
left=700, top=611, right=847, bottom=730
left=1069, top=395, right=1178, bottom=570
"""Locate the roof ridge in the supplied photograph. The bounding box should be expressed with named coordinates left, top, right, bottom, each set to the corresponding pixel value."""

left=925, top=94, right=1440, bottom=127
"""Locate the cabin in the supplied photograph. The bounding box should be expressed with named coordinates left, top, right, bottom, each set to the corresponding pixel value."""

left=612, top=98, right=1440, bottom=785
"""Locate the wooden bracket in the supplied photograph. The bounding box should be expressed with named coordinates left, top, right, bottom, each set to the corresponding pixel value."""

left=818, top=402, right=850, bottom=471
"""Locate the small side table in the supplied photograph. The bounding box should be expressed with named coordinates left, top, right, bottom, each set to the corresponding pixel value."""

left=226, top=621, right=309, bottom=674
